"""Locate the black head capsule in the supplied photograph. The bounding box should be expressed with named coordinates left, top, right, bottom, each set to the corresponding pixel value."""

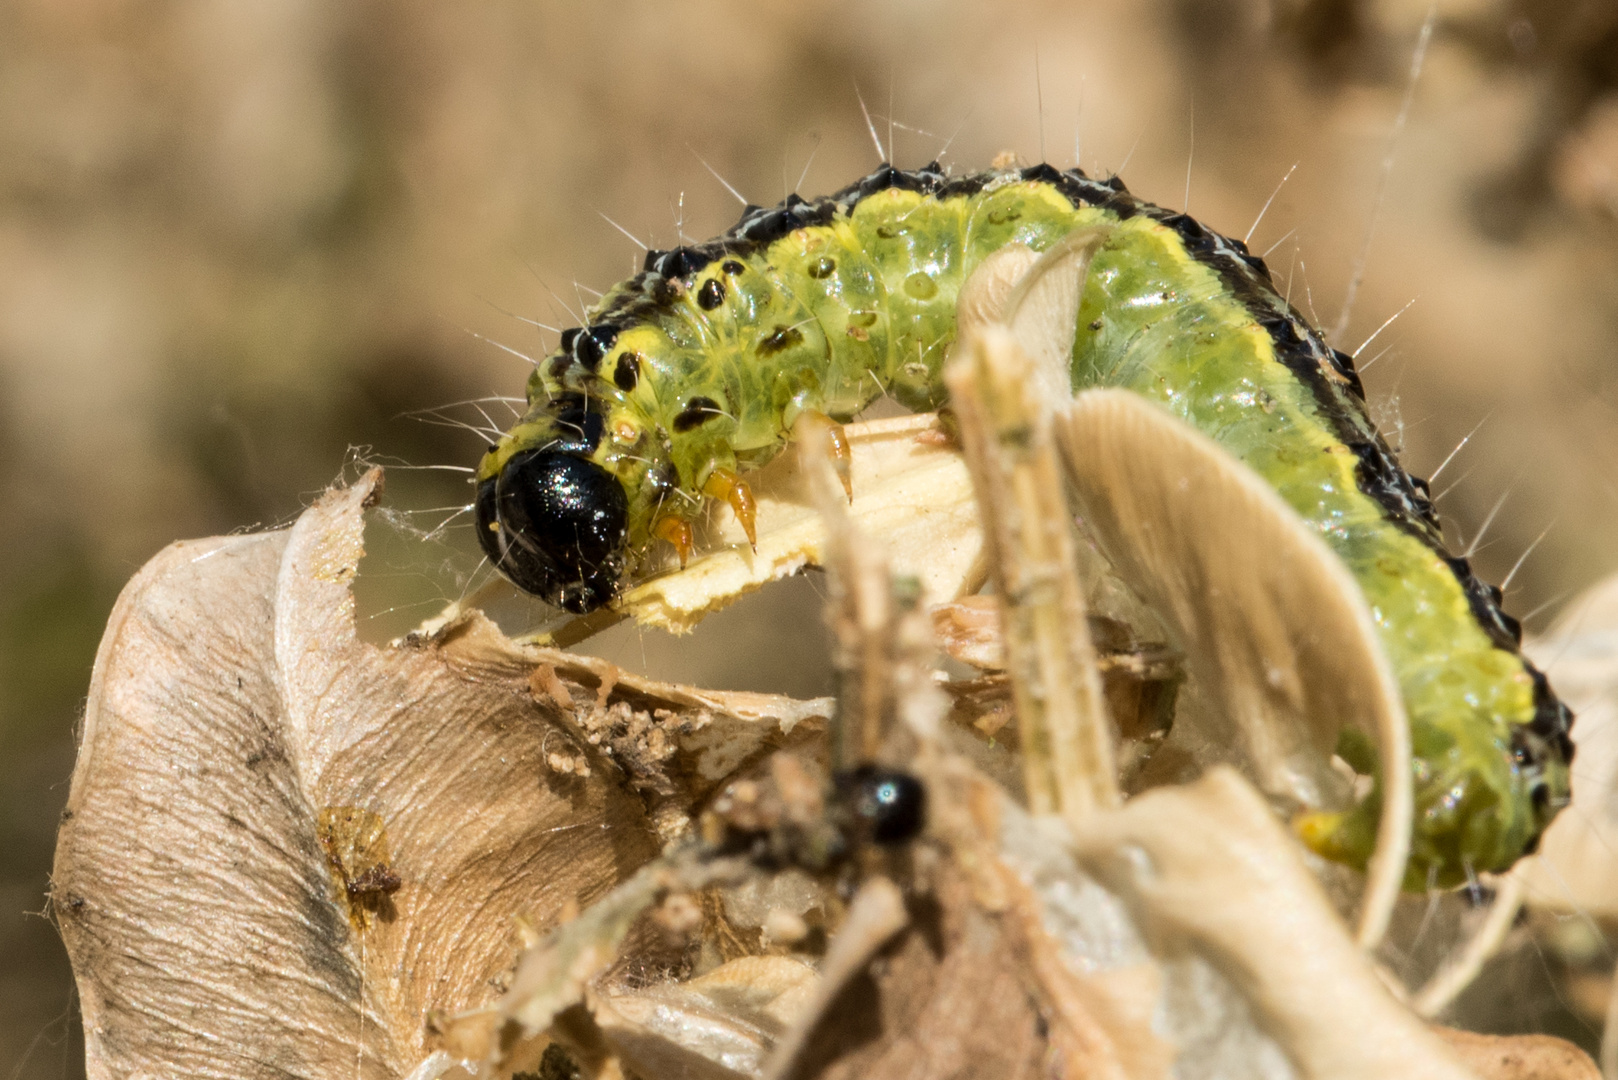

left=474, top=448, right=629, bottom=613
left=837, top=765, right=927, bottom=845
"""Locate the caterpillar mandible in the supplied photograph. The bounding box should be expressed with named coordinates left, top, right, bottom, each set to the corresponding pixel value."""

left=473, top=160, right=1572, bottom=887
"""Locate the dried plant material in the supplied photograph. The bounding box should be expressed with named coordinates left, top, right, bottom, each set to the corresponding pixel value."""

left=592, top=956, right=819, bottom=1080
left=771, top=493, right=1160, bottom=1080
left=1508, top=573, right=1618, bottom=1077
left=930, top=595, right=1007, bottom=670
left=953, top=227, right=1112, bottom=413
left=602, top=764, right=1157, bottom=1080
left=1069, top=766, right=1473, bottom=1080
left=932, top=600, right=1181, bottom=784
left=738, top=698, right=1489, bottom=1080
left=567, top=415, right=985, bottom=636
left=1000, top=226, right=1114, bottom=408
left=439, top=844, right=762, bottom=1075
left=771, top=864, right=1065, bottom=1080
left=768, top=445, right=1154, bottom=1077
left=917, top=749, right=1176, bottom=1080
left=947, top=319, right=1118, bottom=825
left=948, top=239, right=1121, bottom=828
left=762, top=908, right=810, bottom=945
left=808, top=422, right=951, bottom=794
left=433, top=631, right=833, bottom=843
left=953, top=242, right=1041, bottom=340
left=813, top=445, right=909, bottom=771
left=51, top=468, right=838, bottom=1080
left=319, top=805, right=404, bottom=931
left=486, top=855, right=708, bottom=1052
left=52, top=467, right=665, bottom=1079
left=1519, top=570, right=1618, bottom=920
left=1429, top=1027, right=1600, bottom=1080
left=1054, top=388, right=1411, bottom=950
left=762, top=876, right=911, bottom=1079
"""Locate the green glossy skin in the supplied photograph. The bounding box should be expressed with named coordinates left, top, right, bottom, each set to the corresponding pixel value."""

left=482, top=164, right=1570, bottom=887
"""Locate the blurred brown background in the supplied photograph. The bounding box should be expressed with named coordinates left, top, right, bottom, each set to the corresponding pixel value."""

left=3, top=0, right=1616, bottom=1073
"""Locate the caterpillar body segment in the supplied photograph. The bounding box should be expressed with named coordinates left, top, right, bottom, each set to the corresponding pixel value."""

left=474, top=162, right=1571, bottom=886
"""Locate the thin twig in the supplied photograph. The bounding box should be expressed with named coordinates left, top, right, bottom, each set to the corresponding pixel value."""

left=945, top=326, right=1118, bottom=825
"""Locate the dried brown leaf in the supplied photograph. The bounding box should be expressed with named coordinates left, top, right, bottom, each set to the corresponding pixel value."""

left=51, top=469, right=828, bottom=1079
left=915, top=750, right=1174, bottom=1080
left=779, top=874, right=1052, bottom=1080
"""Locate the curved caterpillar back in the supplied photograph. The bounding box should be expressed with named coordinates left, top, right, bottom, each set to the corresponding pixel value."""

left=474, top=161, right=1572, bottom=888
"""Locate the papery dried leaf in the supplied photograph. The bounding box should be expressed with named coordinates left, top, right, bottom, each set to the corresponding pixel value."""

left=51, top=469, right=826, bottom=1080
left=1054, top=388, right=1411, bottom=948
left=52, top=469, right=660, bottom=1079
left=1001, top=226, right=1113, bottom=410
left=600, top=415, right=985, bottom=635
left=1069, top=767, right=1475, bottom=1080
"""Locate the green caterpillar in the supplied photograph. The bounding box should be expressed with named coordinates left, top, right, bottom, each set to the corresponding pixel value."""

left=474, top=161, right=1572, bottom=887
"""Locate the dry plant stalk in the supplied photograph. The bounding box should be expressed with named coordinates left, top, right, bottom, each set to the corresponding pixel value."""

left=811, top=437, right=905, bottom=772
left=944, top=238, right=1119, bottom=827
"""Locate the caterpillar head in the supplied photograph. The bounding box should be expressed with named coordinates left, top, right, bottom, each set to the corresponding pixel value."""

left=475, top=394, right=630, bottom=614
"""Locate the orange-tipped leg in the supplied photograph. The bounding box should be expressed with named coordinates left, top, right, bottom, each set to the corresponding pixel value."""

left=791, top=409, right=852, bottom=501
left=652, top=514, right=694, bottom=568
left=702, top=467, right=757, bottom=551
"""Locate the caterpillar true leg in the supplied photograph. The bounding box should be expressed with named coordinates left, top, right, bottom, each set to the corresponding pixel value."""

left=651, top=514, right=694, bottom=568
left=791, top=410, right=853, bottom=501
left=701, top=467, right=758, bottom=551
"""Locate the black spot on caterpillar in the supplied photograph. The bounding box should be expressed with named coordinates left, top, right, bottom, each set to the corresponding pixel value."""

left=612, top=352, right=640, bottom=392
left=474, top=160, right=1571, bottom=886
left=673, top=396, right=724, bottom=433
left=696, top=278, right=726, bottom=310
